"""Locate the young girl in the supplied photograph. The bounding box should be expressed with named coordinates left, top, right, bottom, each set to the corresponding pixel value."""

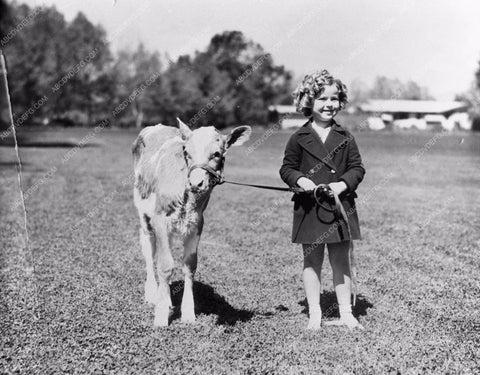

left=279, top=70, right=365, bottom=330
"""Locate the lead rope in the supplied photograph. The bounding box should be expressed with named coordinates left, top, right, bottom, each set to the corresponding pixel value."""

left=313, top=184, right=357, bottom=306
left=1, top=51, right=38, bottom=318
left=190, top=164, right=304, bottom=193
left=196, top=166, right=357, bottom=304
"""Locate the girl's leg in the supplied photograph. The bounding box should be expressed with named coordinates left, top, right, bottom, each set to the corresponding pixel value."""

left=327, top=241, right=363, bottom=329
left=302, top=243, right=325, bottom=330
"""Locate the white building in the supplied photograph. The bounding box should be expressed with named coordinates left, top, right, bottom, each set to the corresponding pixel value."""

left=360, top=100, right=471, bottom=131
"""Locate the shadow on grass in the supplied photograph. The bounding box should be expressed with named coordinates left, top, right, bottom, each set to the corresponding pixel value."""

left=0, top=161, right=28, bottom=167
left=299, top=290, right=373, bottom=318
left=0, top=161, right=57, bottom=173
left=169, top=280, right=254, bottom=326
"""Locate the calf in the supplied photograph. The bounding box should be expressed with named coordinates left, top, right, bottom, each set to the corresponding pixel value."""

left=132, top=119, right=251, bottom=326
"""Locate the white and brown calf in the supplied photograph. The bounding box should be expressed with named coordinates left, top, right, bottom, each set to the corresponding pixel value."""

left=132, top=119, right=251, bottom=326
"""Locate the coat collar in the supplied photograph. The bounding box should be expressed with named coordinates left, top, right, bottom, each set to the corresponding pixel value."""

left=297, top=117, right=348, bottom=135
left=296, top=118, right=349, bottom=171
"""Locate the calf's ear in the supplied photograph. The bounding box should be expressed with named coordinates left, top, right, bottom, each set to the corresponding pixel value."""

left=177, top=117, right=192, bottom=140
left=225, top=126, right=252, bottom=148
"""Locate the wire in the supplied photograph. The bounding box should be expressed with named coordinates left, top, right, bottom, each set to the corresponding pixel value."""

left=1, top=50, right=39, bottom=319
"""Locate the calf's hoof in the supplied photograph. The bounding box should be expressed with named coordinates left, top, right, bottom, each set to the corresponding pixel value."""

left=154, top=315, right=169, bottom=327
left=181, top=311, right=196, bottom=324
left=144, top=281, right=158, bottom=305
left=153, top=305, right=171, bottom=327
left=307, top=313, right=322, bottom=330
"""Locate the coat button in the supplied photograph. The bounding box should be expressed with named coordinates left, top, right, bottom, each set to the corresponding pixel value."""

left=330, top=169, right=336, bottom=174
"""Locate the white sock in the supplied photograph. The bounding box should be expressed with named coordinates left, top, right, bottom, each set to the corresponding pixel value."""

left=309, top=305, right=321, bottom=316
left=339, top=304, right=353, bottom=318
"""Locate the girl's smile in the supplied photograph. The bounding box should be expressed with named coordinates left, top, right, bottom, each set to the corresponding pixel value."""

left=313, top=84, right=340, bottom=122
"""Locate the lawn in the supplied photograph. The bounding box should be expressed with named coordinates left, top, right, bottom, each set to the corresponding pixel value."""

left=1, top=125, right=479, bottom=374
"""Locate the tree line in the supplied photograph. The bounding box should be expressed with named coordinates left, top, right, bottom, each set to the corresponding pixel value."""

left=0, top=2, right=293, bottom=130
left=1, top=1, right=479, bottom=131
left=348, top=76, right=434, bottom=107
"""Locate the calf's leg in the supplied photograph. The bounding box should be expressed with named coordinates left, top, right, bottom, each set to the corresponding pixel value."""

left=152, top=217, right=174, bottom=327
left=181, top=221, right=202, bottom=323
left=139, top=225, right=157, bottom=304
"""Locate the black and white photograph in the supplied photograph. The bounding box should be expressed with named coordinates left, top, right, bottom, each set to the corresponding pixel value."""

left=0, top=0, right=479, bottom=373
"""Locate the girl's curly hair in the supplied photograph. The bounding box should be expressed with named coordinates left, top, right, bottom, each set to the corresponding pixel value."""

left=293, top=70, right=348, bottom=117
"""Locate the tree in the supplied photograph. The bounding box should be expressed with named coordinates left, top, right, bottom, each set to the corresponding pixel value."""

left=158, top=54, right=204, bottom=126
left=347, top=78, right=369, bottom=107
left=1, top=5, right=116, bottom=126
left=0, top=0, right=10, bottom=41
left=2, top=7, right=292, bottom=130
left=112, top=43, right=162, bottom=127
left=0, top=0, right=12, bottom=132
left=60, top=12, right=113, bottom=124
left=2, top=4, right=68, bottom=120
left=476, top=60, right=480, bottom=92
left=369, top=76, right=433, bottom=100
left=370, top=76, right=403, bottom=99
left=165, top=30, right=293, bottom=128
left=455, top=82, right=480, bottom=117
left=403, top=80, right=433, bottom=100
left=468, top=59, right=480, bottom=131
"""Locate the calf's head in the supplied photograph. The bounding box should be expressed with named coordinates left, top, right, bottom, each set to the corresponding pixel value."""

left=177, top=118, right=251, bottom=193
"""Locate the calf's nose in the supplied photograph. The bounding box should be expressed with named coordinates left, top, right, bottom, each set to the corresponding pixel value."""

left=189, top=168, right=209, bottom=192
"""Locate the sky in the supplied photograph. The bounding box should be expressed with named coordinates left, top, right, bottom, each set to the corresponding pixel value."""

left=21, top=0, right=480, bottom=100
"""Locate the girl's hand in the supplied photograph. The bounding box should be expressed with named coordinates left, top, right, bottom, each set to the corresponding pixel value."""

left=296, top=177, right=317, bottom=191
left=328, top=181, right=347, bottom=195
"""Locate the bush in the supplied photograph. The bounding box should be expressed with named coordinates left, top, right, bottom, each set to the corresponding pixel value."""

left=52, top=110, right=89, bottom=127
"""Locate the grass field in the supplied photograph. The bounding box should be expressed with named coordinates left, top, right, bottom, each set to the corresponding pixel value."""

left=1, top=126, right=479, bottom=374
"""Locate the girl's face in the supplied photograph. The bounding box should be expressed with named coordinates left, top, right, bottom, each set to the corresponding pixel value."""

left=313, top=84, right=340, bottom=122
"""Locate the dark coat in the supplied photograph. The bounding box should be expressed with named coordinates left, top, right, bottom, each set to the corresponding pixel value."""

left=279, top=119, right=366, bottom=244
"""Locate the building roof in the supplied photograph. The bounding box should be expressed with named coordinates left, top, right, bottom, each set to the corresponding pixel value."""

left=360, top=100, right=468, bottom=114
